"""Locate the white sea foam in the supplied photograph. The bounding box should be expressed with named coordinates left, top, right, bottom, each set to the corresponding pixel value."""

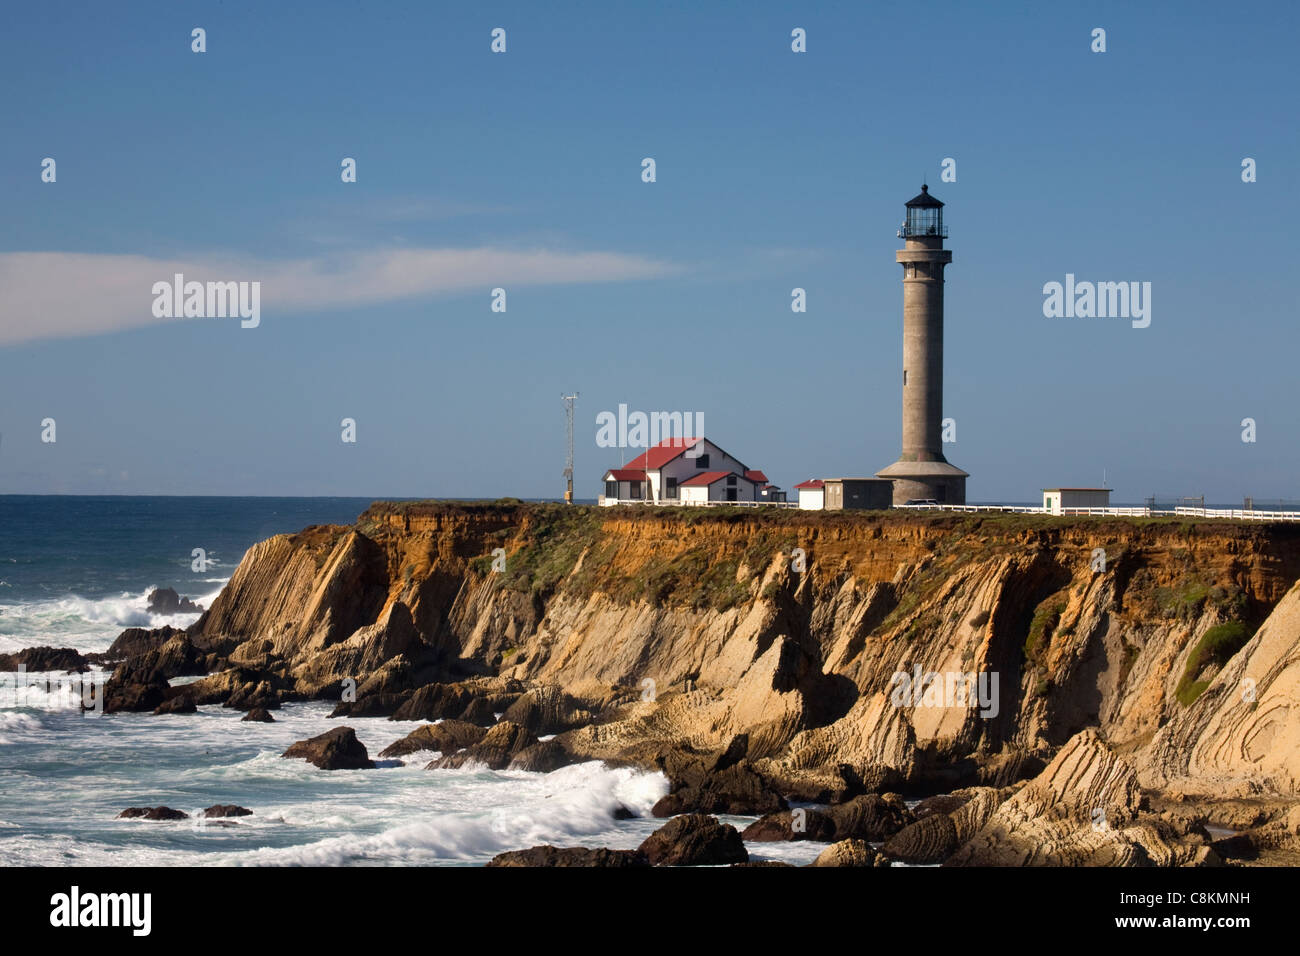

left=212, top=761, right=668, bottom=866
left=0, top=711, right=43, bottom=743
left=0, top=698, right=683, bottom=868
left=0, top=669, right=107, bottom=714
left=0, top=583, right=226, bottom=654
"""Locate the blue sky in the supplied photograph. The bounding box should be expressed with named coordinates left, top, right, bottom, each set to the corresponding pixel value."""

left=1, top=0, right=1296, bottom=502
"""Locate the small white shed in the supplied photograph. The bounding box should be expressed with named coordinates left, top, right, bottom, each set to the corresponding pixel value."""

left=1043, top=488, right=1112, bottom=515
left=795, top=479, right=825, bottom=510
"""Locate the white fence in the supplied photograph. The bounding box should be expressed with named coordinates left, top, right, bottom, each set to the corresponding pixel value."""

left=597, top=498, right=1300, bottom=521
left=1172, top=506, right=1300, bottom=522
left=600, top=497, right=797, bottom=509
left=897, top=503, right=1300, bottom=522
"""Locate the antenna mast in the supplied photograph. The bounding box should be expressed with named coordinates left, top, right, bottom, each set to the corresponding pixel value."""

left=561, top=393, right=578, bottom=503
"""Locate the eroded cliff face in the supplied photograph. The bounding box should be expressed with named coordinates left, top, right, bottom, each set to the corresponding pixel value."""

left=187, top=502, right=1300, bottom=809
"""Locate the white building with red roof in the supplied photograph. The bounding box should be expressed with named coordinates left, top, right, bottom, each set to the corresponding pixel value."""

left=600, top=437, right=784, bottom=505
left=794, top=479, right=825, bottom=510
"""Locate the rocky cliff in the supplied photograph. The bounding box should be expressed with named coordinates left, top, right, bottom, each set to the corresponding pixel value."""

left=104, top=502, right=1300, bottom=865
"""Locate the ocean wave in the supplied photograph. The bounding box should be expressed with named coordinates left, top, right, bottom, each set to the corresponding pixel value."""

left=0, top=711, right=44, bottom=743
left=0, top=583, right=226, bottom=653
left=214, top=762, right=669, bottom=866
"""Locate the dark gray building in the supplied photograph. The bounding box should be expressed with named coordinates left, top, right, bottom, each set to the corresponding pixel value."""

left=823, top=478, right=893, bottom=511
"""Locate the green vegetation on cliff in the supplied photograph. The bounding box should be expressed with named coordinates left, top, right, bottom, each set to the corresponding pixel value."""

left=1175, top=621, right=1253, bottom=706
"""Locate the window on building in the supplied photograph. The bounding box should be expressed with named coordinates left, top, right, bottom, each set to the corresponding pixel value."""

left=605, top=480, right=617, bottom=499
left=630, top=481, right=642, bottom=498
left=726, top=474, right=737, bottom=485
left=695, top=454, right=710, bottom=469
left=665, top=477, right=678, bottom=498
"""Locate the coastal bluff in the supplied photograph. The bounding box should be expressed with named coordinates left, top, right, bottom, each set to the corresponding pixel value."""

left=105, top=502, right=1300, bottom=864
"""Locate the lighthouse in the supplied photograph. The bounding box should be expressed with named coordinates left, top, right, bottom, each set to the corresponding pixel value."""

left=876, top=185, right=968, bottom=505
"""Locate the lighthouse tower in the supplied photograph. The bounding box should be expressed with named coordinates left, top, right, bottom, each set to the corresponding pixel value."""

left=876, top=185, right=968, bottom=505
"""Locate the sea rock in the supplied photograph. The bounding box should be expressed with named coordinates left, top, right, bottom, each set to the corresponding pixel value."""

left=650, top=749, right=786, bottom=817
left=282, top=726, right=375, bottom=770
left=153, top=694, right=196, bottom=715
left=810, top=839, right=884, bottom=867
left=947, top=787, right=1008, bottom=841
left=352, top=657, right=421, bottom=699
left=508, top=739, right=576, bottom=772
left=331, top=691, right=411, bottom=718
left=500, top=685, right=593, bottom=736
left=487, top=846, right=648, bottom=867
left=822, top=793, right=913, bottom=841
left=203, top=805, right=252, bottom=817
left=105, top=634, right=210, bottom=712
left=391, top=683, right=476, bottom=722
left=637, top=814, right=748, bottom=867
left=186, top=665, right=292, bottom=710
left=0, top=646, right=89, bottom=672
left=241, top=707, right=274, bottom=722
left=117, top=807, right=188, bottom=821
left=884, top=786, right=1006, bottom=864
left=102, top=626, right=188, bottom=661
left=146, top=587, right=204, bottom=615
left=740, top=808, right=836, bottom=842
left=225, top=679, right=282, bottom=711
left=457, top=696, right=500, bottom=726
left=758, top=762, right=866, bottom=804
left=377, top=719, right=487, bottom=758
left=946, top=731, right=1215, bottom=866
left=912, top=792, right=972, bottom=820
left=117, top=634, right=206, bottom=685
left=741, top=794, right=910, bottom=843
left=881, top=812, right=959, bottom=864
left=105, top=679, right=168, bottom=714
left=427, top=720, right=536, bottom=770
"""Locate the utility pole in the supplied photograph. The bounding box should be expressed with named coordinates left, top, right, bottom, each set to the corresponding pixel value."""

left=562, top=393, right=578, bottom=503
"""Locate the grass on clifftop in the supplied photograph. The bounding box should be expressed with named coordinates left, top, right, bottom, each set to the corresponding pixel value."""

left=455, top=503, right=801, bottom=611
left=496, top=506, right=605, bottom=597
left=360, top=499, right=1283, bottom=538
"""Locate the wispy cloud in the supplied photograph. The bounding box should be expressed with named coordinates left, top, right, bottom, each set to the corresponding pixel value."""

left=0, top=247, right=677, bottom=346
left=278, top=195, right=520, bottom=246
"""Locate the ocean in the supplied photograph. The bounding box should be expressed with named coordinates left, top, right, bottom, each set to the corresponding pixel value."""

left=0, top=495, right=821, bottom=866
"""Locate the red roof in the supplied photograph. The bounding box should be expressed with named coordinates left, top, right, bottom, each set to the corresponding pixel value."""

left=794, top=479, right=824, bottom=490
left=680, top=471, right=762, bottom=488
left=679, top=470, right=734, bottom=488
left=745, top=470, right=768, bottom=484
left=604, top=469, right=646, bottom=481
left=623, top=436, right=702, bottom=471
